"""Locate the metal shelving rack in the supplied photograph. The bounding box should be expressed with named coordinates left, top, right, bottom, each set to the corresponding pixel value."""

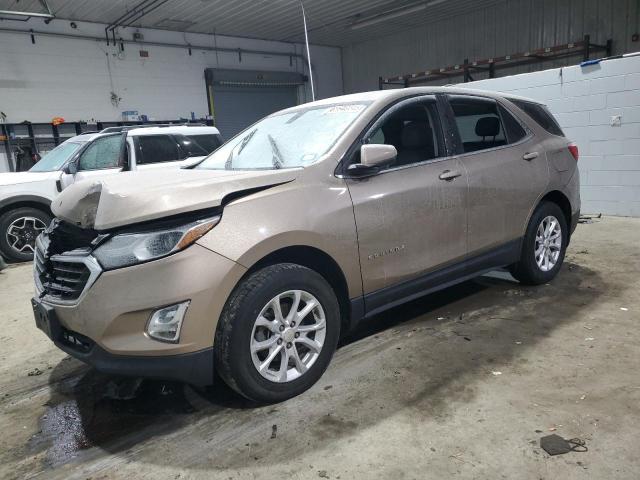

left=379, top=35, right=613, bottom=89
left=0, top=118, right=214, bottom=172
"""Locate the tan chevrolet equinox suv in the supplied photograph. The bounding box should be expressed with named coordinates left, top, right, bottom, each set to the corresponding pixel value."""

left=32, top=87, right=580, bottom=402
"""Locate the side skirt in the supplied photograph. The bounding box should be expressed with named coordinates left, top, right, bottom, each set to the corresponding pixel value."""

left=348, top=238, right=522, bottom=326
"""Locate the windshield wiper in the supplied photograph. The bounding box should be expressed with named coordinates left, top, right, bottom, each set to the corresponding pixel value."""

left=267, top=134, right=284, bottom=169
left=225, top=128, right=257, bottom=170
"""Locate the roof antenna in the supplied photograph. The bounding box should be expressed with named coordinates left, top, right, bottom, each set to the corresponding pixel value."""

left=300, top=1, right=315, bottom=101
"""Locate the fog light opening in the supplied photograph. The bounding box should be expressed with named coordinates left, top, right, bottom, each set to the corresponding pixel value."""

left=146, top=301, right=190, bottom=343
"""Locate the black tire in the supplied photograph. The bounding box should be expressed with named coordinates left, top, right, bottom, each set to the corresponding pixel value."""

left=215, top=263, right=340, bottom=403
left=0, top=207, right=52, bottom=262
left=510, top=201, right=568, bottom=285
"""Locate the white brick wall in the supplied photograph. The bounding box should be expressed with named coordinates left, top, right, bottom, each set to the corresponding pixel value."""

left=465, top=55, right=640, bottom=217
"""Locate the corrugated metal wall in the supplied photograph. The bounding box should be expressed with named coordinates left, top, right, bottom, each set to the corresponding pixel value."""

left=343, top=0, right=640, bottom=92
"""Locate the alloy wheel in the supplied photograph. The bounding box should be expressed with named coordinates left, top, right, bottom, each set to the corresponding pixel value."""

left=534, top=215, right=562, bottom=272
left=6, top=216, right=47, bottom=254
left=250, top=290, right=327, bottom=383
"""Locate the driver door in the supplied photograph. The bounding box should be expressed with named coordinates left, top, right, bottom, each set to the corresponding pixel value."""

left=345, top=96, right=468, bottom=313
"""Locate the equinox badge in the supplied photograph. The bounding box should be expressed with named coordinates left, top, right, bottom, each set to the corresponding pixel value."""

left=368, top=244, right=406, bottom=261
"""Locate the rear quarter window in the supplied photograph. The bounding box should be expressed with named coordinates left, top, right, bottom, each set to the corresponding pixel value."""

left=187, top=134, right=222, bottom=154
left=510, top=99, right=564, bottom=137
left=136, top=135, right=181, bottom=164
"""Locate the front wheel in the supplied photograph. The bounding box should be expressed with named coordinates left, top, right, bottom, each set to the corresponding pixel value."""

left=214, top=263, right=340, bottom=403
left=0, top=207, right=51, bottom=262
left=510, top=201, right=568, bottom=285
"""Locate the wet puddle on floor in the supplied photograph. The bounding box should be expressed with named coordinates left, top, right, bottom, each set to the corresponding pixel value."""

left=29, top=373, right=201, bottom=466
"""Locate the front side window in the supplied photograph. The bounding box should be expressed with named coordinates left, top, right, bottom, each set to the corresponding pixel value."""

left=449, top=96, right=507, bottom=153
left=137, top=135, right=182, bottom=164
left=77, top=135, right=123, bottom=171
left=364, top=99, right=444, bottom=170
left=196, top=103, right=369, bottom=171
left=29, top=141, right=85, bottom=172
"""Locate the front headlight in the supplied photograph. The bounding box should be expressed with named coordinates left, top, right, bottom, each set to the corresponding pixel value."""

left=93, top=216, right=220, bottom=270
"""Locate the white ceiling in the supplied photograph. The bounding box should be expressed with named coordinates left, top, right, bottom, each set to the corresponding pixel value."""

left=0, top=0, right=501, bottom=46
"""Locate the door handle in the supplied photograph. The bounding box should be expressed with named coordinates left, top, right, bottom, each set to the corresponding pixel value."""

left=439, top=170, right=462, bottom=181
left=523, top=151, right=539, bottom=161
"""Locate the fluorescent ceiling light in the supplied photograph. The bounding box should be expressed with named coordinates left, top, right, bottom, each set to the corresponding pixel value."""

left=350, top=0, right=446, bottom=30
left=0, top=9, right=54, bottom=19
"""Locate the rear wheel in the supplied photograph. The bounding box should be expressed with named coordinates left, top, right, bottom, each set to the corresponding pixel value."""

left=215, top=263, right=340, bottom=403
left=510, top=201, right=568, bottom=285
left=0, top=207, right=51, bottom=262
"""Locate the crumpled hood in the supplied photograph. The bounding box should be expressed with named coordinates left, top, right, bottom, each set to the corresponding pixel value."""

left=0, top=171, right=59, bottom=186
left=51, top=168, right=300, bottom=230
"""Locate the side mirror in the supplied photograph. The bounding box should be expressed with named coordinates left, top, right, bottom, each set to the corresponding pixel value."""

left=346, top=144, right=397, bottom=178
left=360, top=144, right=397, bottom=168
left=64, top=161, right=78, bottom=175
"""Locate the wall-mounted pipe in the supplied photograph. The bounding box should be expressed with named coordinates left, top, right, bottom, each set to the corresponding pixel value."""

left=0, top=26, right=309, bottom=62
left=105, top=0, right=169, bottom=46
left=1, top=26, right=319, bottom=103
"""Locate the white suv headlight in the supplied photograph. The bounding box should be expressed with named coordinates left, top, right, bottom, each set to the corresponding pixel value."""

left=93, top=216, right=220, bottom=270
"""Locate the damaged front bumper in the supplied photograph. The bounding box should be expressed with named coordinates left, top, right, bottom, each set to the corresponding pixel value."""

left=32, top=299, right=214, bottom=386
left=33, top=242, right=247, bottom=386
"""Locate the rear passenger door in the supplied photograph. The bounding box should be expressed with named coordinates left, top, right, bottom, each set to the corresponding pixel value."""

left=446, top=95, right=549, bottom=257
left=133, top=134, right=185, bottom=170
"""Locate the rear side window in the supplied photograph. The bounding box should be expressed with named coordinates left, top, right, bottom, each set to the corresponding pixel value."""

left=136, top=135, right=181, bottom=164
left=449, top=96, right=506, bottom=153
left=510, top=100, right=564, bottom=137
left=498, top=104, right=527, bottom=143
left=187, top=134, right=222, bottom=154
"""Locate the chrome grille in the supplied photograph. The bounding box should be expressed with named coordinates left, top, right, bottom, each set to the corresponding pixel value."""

left=34, top=221, right=102, bottom=304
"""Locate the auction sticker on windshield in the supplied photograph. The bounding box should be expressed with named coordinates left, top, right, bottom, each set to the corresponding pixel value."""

left=325, top=104, right=366, bottom=114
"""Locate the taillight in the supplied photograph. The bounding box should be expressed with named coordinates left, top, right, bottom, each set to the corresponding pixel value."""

left=568, top=143, right=579, bottom=161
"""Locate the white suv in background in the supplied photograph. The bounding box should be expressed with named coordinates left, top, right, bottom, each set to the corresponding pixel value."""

left=0, top=125, right=222, bottom=261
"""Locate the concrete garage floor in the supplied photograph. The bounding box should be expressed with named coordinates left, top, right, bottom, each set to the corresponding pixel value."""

left=1, top=217, right=638, bottom=480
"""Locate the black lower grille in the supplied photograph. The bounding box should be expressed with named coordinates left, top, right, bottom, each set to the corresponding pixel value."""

left=59, top=326, right=94, bottom=353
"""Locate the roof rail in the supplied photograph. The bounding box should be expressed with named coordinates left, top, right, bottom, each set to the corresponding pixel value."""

left=100, top=124, right=162, bottom=133
left=155, top=123, right=206, bottom=128
left=100, top=123, right=207, bottom=133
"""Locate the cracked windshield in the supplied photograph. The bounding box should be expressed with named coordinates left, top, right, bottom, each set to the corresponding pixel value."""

left=196, top=103, right=369, bottom=170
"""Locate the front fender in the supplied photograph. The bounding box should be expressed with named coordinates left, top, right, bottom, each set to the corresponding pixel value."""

left=196, top=174, right=362, bottom=298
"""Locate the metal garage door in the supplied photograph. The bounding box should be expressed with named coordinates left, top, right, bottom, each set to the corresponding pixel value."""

left=212, top=85, right=298, bottom=139
left=205, top=69, right=306, bottom=139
